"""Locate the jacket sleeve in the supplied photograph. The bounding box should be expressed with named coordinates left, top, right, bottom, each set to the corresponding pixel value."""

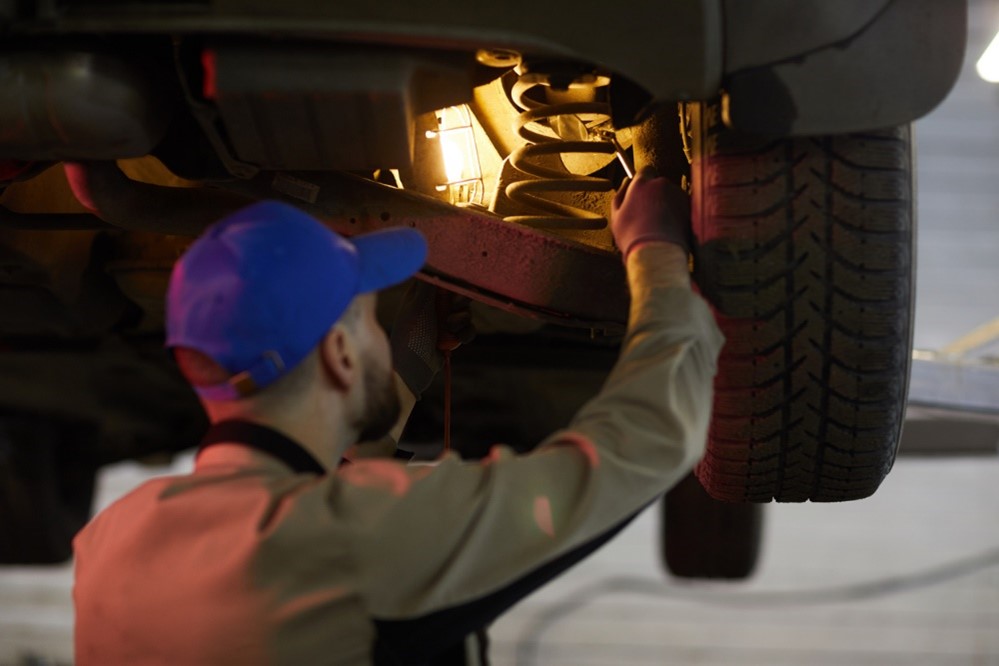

left=332, top=244, right=724, bottom=635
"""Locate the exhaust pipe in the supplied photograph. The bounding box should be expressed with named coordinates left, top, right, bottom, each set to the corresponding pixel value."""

left=64, top=161, right=250, bottom=236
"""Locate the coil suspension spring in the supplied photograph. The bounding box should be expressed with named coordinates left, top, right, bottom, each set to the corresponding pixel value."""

left=504, top=71, right=626, bottom=230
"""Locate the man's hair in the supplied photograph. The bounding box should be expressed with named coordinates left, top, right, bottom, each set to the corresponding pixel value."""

left=338, top=298, right=362, bottom=328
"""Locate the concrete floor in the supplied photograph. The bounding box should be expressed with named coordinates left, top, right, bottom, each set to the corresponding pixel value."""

left=488, top=456, right=999, bottom=665
left=2, top=455, right=997, bottom=665
left=4, top=2, right=999, bottom=664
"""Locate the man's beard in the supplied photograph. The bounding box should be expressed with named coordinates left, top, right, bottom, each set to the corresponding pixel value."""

left=354, top=362, right=401, bottom=443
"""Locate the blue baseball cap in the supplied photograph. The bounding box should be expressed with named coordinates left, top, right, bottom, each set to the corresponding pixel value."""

left=166, top=200, right=428, bottom=400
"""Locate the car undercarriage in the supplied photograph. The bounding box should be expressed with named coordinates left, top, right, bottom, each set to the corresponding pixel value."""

left=0, top=0, right=968, bottom=567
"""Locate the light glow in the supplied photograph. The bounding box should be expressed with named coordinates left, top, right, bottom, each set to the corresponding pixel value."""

left=976, top=29, right=999, bottom=83
left=441, top=136, right=467, bottom=183
left=432, top=105, right=483, bottom=205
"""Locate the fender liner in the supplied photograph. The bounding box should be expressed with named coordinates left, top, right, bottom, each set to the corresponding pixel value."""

left=723, top=0, right=966, bottom=135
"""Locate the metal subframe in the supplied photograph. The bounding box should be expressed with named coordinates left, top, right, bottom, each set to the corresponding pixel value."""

left=221, top=170, right=630, bottom=333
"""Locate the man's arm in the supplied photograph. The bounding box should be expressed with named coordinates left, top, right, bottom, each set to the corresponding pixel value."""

left=330, top=173, right=723, bottom=657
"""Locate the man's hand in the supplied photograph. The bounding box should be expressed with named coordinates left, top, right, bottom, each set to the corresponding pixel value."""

left=390, top=282, right=474, bottom=399
left=611, top=167, right=691, bottom=260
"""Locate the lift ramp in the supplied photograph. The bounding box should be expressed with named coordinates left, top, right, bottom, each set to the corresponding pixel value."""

left=904, top=317, right=999, bottom=456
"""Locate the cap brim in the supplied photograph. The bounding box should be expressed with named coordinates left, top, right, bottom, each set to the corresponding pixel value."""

left=351, top=227, right=428, bottom=293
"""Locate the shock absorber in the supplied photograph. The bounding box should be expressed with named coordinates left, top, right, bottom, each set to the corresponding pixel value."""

left=504, top=68, right=628, bottom=230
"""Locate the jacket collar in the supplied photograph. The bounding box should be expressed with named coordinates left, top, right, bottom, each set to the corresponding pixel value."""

left=197, top=419, right=326, bottom=475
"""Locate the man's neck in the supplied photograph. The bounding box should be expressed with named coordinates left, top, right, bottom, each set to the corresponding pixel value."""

left=265, top=412, right=351, bottom=471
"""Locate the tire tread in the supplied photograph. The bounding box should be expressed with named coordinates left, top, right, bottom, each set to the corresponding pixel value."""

left=692, top=112, right=913, bottom=503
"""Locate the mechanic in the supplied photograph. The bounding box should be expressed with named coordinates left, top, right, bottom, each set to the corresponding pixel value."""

left=72, top=168, right=724, bottom=665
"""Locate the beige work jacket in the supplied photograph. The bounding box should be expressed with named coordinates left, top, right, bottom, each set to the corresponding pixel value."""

left=73, top=245, right=724, bottom=665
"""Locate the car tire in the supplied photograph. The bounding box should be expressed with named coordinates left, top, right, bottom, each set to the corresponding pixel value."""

left=688, top=101, right=915, bottom=502
left=661, top=471, right=763, bottom=579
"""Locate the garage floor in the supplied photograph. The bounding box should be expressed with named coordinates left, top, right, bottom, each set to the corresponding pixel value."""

left=2, top=455, right=997, bottom=665
left=3, top=2, right=999, bottom=664
left=489, top=457, right=999, bottom=665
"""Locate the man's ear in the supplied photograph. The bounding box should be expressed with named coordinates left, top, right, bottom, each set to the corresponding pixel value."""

left=319, top=325, right=357, bottom=391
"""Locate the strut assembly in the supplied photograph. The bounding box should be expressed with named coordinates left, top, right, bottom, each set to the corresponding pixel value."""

left=504, top=66, right=630, bottom=231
